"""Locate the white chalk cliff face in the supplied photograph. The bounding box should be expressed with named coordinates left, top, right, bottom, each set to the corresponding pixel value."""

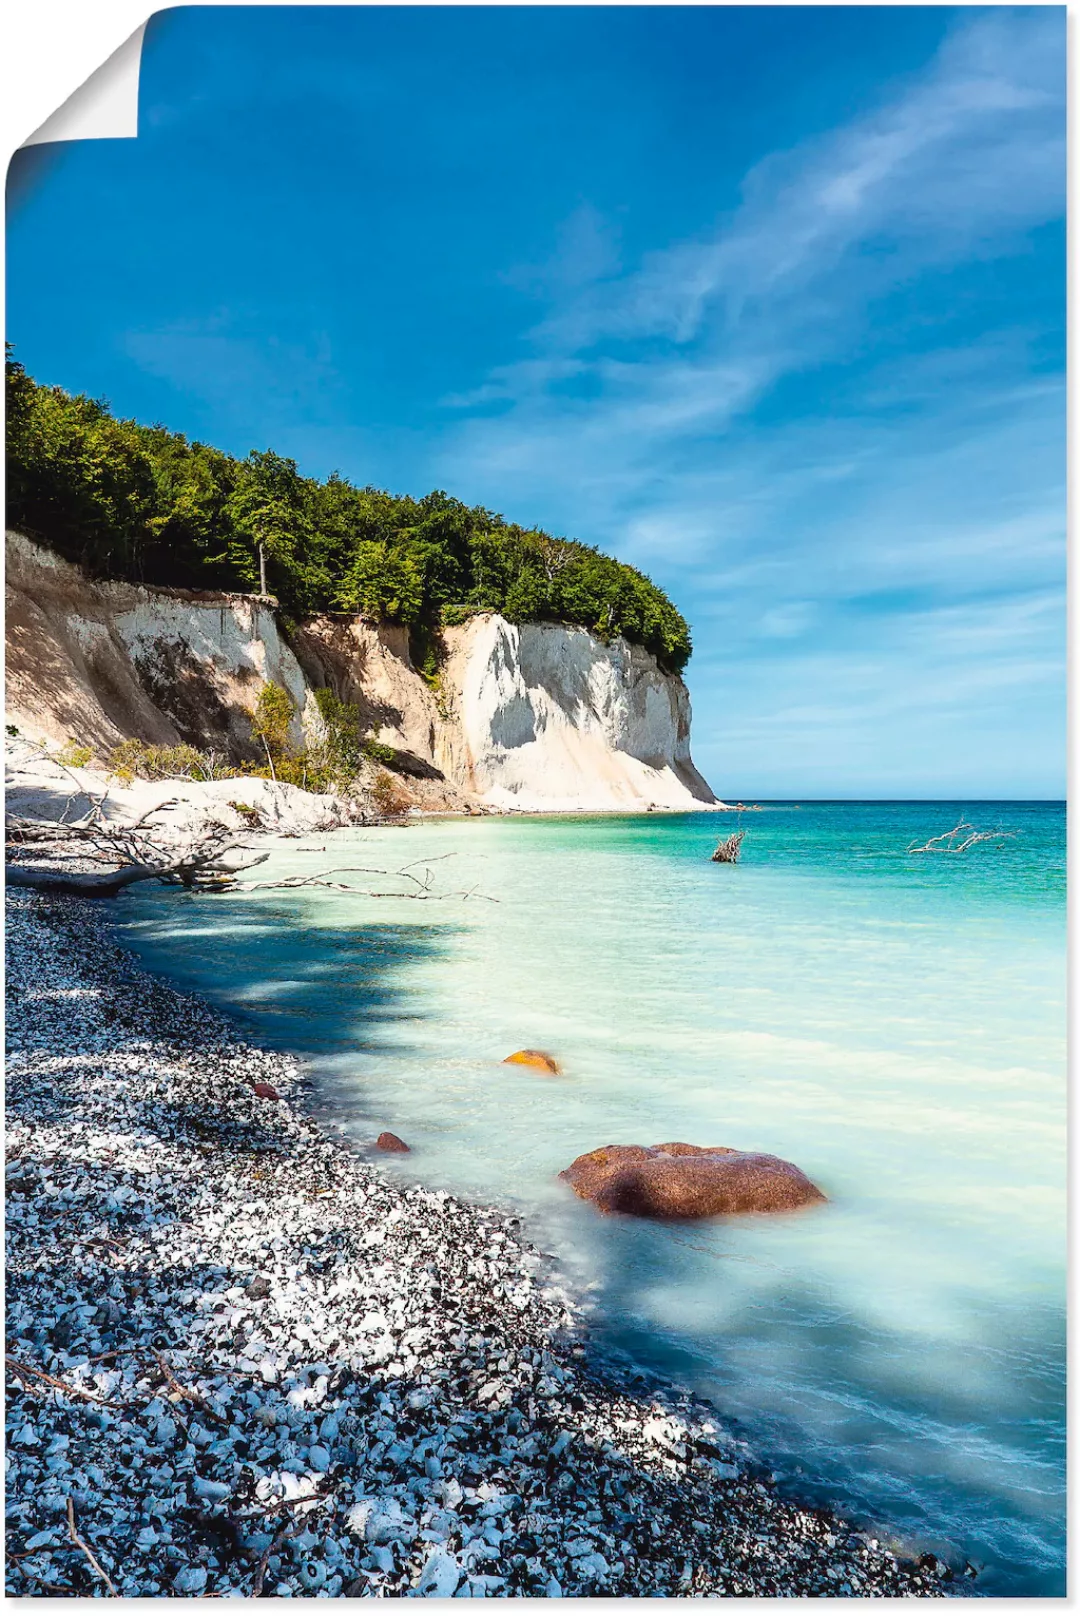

left=5, top=531, right=317, bottom=758
left=5, top=531, right=717, bottom=813
left=437, top=615, right=715, bottom=811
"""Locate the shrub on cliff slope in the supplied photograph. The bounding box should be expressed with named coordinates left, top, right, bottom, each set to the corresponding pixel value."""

left=5, top=355, right=692, bottom=673
left=107, top=740, right=228, bottom=783
left=250, top=681, right=295, bottom=762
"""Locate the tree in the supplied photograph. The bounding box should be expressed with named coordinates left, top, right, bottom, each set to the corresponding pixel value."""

left=5, top=356, right=694, bottom=672
left=336, top=541, right=425, bottom=623
left=224, top=450, right=315, bottom=601
left=251, top=682, right=295, bottom=770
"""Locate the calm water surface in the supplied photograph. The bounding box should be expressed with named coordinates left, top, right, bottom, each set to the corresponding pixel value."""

left=118, top=803, right=1066, bottom=1595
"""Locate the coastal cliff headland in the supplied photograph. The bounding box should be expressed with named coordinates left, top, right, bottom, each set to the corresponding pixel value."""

left=6, top=360, right=717, bottom=816
left=6, top=531, right=717, bottom=816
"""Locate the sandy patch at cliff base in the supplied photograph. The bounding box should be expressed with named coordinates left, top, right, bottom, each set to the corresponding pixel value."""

left=4, top=746, right=362, bottom=841
left=479, top=757, right=723, bottom=814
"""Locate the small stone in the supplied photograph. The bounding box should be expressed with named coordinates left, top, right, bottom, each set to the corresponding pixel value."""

left=173, top=1566, right=208, bottom=1593
left=502, top=1050, right=561, bottom=1075
left=24, top=1530, right=58, bottom=1551
left=415, top=1547, right=462, bottom=1597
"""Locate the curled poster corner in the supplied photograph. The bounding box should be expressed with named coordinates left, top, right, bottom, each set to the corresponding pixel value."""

left=21, top=22, right=147, bottom=147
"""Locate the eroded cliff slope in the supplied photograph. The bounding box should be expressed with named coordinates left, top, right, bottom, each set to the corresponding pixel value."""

left=5, top=531, right=717, bottom=812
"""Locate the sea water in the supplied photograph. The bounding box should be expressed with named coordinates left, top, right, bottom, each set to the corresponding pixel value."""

left=117, top=803, right=1066, bottom=1594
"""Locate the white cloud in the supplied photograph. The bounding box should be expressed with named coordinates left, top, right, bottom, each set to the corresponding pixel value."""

left=431, top=9, right=1063, bottom=795
left=441, top=9, right=1061, bottom=480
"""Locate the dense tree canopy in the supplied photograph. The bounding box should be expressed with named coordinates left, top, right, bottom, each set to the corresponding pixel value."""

left=5, top=356, right=692, bottom=672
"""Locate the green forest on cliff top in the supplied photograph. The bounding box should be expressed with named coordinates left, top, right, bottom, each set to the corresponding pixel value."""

left=5, top=356, right=691, bottom=673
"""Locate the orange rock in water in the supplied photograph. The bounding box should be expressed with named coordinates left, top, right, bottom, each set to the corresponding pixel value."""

left=560, top=1142, right=825, bottom=1220
left=502, top=1049, right=561, bottom=1075
left=376, top=1131, right=410, bottom=1153
left=250, top=1081, right=280, bottom=1101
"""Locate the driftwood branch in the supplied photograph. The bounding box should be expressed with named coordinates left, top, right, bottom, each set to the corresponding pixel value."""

left=7, top=737, right=112, bottom=830
left=711, top=831, right=745, bottom=864
left=252, top=1518, right=298, bottom=1598
left=241, top=859, right=498, bottom=901
left=6, top=804, right=494, bottom=904
left=6, top=1354, right=124, bottom=1410
left=154, top=1351, right=228, bottom=1429
left=67, top=1497, right=118, bottom=1597
left=6, top=819, right=269, bottom=899
left=907, top=819, right=1018, bottom=855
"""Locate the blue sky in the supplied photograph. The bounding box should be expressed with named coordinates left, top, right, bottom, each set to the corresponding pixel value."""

left=7, top=5, right=1065, bottom=797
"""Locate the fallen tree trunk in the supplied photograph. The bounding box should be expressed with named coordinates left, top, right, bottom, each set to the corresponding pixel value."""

left=6, top=862, right=187, bottom=898
left=5, top=859, right=255, bottom=898
left=6, top=805, right=496, bottom=903
left=6, top=819, right=269, bottom=899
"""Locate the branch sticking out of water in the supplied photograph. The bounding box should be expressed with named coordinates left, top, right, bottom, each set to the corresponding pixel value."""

left=907, top=819, right=1018, bottom=855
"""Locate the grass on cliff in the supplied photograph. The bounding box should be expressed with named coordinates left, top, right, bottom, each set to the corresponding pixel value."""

left=6, top=352, right=692, bottom=673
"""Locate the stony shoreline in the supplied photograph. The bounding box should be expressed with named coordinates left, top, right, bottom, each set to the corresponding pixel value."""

left=5, top=890, right=963, bottom=1598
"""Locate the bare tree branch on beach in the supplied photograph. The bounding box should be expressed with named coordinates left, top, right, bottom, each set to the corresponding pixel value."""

left=242, top=861, right=498, bottom=901
left=66, top=1497, right=118, bottom=1597
left=6, top=820, right=269, bottom=897
left=6, top=818, right=495, bottom=902
left=6, top=733, right=493, bottom=900
left=5, top=735, right=115, bottom=829
left=907, top=818, right=1018, bottom=855
left=711, top=831, right=745, bottom=864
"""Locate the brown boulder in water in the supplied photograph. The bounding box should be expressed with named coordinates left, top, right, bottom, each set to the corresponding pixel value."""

left=376, top=1131, right=410, bottom=1153
left=502, top=1049, right=562, bottom=1075
left=560, top=1142, right=825, bottom=1220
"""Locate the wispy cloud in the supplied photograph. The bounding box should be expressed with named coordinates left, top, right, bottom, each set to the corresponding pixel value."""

left=433, top=9, right=1063, bottom=795
left=442, top=9, right=1061, bottom=485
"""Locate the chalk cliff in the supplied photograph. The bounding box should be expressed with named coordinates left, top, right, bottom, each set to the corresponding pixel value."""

left=435, top=615, right=714, bottom=811
left=5, top=531, right=717, bottom=813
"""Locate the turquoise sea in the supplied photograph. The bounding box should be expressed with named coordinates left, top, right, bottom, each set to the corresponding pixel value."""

left=118, top=803, right=1066, bottom=1595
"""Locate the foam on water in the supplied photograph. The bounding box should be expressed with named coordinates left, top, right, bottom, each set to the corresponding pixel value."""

left=119, top=802, right=1066, bottom=1594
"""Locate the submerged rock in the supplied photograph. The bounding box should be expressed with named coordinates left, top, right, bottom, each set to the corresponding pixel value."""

left=502, top=1049, right=561, bottom=1075
left=560, top=1142, right=826, bottom=1219
left=376, top=1131, right=410, bottom=1153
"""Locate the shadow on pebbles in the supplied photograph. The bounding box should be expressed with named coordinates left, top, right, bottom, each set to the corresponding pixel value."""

left=5, top=891, right=961, bottom=1598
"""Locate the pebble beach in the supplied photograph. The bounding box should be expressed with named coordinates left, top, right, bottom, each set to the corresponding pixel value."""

left=5, top=888, right=963, bottom=1598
